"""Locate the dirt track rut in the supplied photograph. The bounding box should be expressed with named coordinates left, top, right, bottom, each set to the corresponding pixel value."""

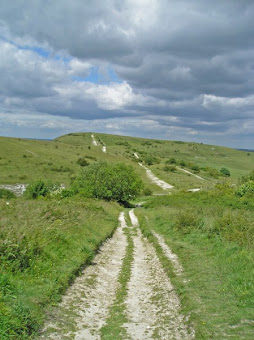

left=40, top=210, right=194, bottom=339
left=40, top=213, right=127, bottom=339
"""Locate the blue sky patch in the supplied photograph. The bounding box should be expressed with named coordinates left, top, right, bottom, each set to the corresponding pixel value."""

left=72, top=66, right=123, bottom=84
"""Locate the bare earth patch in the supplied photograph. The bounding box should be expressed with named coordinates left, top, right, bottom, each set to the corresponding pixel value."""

left=39, top=212, right=127, bottom=340
left=0, top=183, right=27, bottom=196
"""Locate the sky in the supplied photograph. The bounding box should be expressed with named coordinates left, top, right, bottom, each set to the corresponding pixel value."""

left=0, top=0, right=254, bottom=148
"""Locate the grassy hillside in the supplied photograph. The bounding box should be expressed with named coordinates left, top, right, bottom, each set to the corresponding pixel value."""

left=136, top=191, right=254, bottom=339
left=1, top=132, right=254, bottom=339
left=1, top=132, right=253, bottom=193
left=0, top=197, right=120, bottom=339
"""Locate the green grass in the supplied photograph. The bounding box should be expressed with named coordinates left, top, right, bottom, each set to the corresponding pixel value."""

left=136, top=192, right=254, bottom=339
left=1, top=131, right=254, bottom=338
left=0, top=197, right=120, bottom=339
left=1, top=132, right=253, bottom=192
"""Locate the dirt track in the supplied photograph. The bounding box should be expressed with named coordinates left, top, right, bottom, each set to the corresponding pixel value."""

left=40, top=210, right=194, bottom=339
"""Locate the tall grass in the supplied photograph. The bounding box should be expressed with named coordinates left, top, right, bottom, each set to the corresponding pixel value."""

left=0, top=197, right=120, bottom=339
left=137, top=190, right=254, bottom=339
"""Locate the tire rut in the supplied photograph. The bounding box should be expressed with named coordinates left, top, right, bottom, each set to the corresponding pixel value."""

left=39, top=212, right=127, bottom=340
left=123, top=210, right=194, bottom=339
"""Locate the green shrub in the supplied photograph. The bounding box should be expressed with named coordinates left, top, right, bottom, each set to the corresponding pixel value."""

left=174, top=209, right=203, bottom=234
left=25, top=180, right=59, bottom=199
left=220, top=167, right=231, bottom=177
left=236, top=181, right=254, bottom=197
left=77, top=157, right=89, bottom=167
left=0, top=188, right=16, bottom=199
left=239, top=169, right=254, bottom=184
left=179, top=160, right=186, bottom=167
left=213, top=211, right=254, bottom=248
left=163, top=165, right=176, bottom=172
left=143, top=155, right=159, bottom=165
left=204, top=167, right=220, bottom=178
left=74, top=162, right=143, bottom=202
left=166, top=157, right=176, bottom=164
left=191, top=164, right=200, bottom=173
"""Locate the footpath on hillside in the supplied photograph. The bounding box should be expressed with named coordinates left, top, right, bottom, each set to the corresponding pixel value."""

left=40, top=210, right=194, bottom=339
left=91, top=134, right=107, bottom=153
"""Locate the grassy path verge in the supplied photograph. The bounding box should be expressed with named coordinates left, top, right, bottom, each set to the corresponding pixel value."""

left=136, top=203, right=254, bottom=339
left=0, top=198, right=120, bottom=339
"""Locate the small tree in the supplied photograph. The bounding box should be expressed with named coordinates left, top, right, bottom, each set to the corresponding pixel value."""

left=74, top=162, right=143, bottom=202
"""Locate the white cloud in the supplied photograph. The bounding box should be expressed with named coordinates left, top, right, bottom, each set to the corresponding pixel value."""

left=202, top=94, right=254, bottom=109
left=68, top=58, right=91, bottom=76
left=0, top=1, right=254, bottom=147
left=86, top=81, right=140, bottom=110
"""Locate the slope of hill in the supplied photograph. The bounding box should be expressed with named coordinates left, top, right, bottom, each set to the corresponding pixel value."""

left=1, top=132, right=253, bottom=194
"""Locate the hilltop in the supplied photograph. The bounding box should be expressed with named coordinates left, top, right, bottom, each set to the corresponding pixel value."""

left=0, top=132, right=253, bottom=195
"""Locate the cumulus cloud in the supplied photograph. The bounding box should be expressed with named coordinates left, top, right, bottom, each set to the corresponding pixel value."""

left=0, top=0, right=254, bottom=147
left=203, top=94, right=254, bottom=109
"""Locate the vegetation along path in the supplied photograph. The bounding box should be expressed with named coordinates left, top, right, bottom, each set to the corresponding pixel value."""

left=40, top=210, right=194, bottom=339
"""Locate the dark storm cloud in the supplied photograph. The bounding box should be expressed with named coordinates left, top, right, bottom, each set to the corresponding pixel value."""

left=0, top=0, right=254, bottom=147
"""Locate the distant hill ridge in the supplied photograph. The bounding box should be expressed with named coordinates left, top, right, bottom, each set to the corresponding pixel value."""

left=0, top=132, right=253, bottom=192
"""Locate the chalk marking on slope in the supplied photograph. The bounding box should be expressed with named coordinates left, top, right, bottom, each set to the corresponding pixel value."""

left=177, top=167, right=204, bottom=180
left=188, top=188, right=201, bottom=192
left=138, top=162, right=174, bottom=190
left=91, top=134, right=98, bottom=146
left=25, top=149, right=39, bottom=157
